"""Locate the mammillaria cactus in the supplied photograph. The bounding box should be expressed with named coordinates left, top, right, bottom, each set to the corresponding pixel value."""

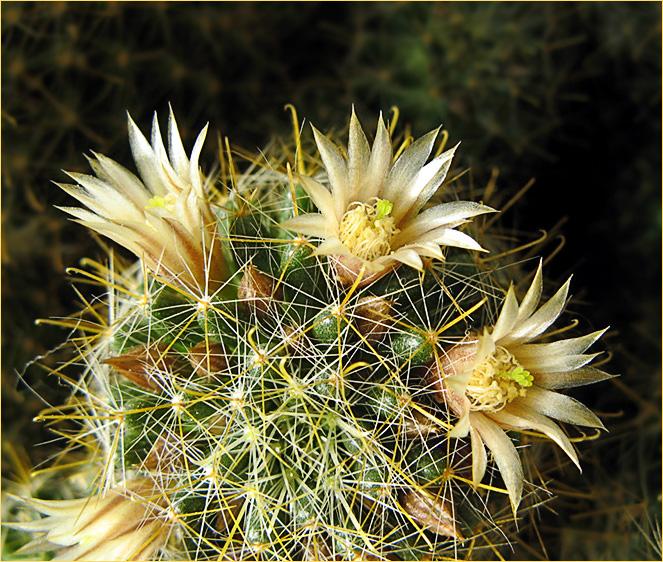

left=8, top=108, right=612, bottom=561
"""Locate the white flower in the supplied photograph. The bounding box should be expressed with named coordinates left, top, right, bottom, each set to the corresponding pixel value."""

left=430, top=262, right=612, bottom=511
left=57, top=108, right=226, bottom=294
left=11, top=480, right=169, bottom=561
left=282, top=109, right=494, bottom=280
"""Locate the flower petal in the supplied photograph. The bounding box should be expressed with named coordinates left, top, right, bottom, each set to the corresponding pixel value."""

left=503, top=277, right=572, bottom=345
left=395, top=144, right=459, bottom=222
left=167, top=104, right=189, bottom=178
left=348, top=107, right=370, bottom=200
left=281, top=213, right=330, bottom=238
left=469, top=426, right=488, bottom=485
left=89, top=153, right=149, bottom=207
left=471, top=412, right=524, bottom=512
left=490, top=402, right=580, bottom=470
left=390, top=247, right=424, bottom=270
left=364, top=113, right=392, bottom=201
left=491, top=285, right=520, bottom=342
left=383, top=127, right=440, bottom=206
left=298, top=176, right=338, bottom=226
left=312, top=125, right=348, bottom=217
left=189, top=123, right=208, bottom=198
left=522, top=386, right=605, bottom=429
left=414, top=227, right=486, bottom=252
left=534, top=367, right=616, bottom=390
left=515, top=260, right=543, bottom=325
left=128, top=113, right=164, bottom=196
left=512, top=328, right=608, bottom=363
left=519, top=351, right=601, bottom=373
left=312, top=237, right=349, bottom=257
left=395, top=201, right=495, bottom=245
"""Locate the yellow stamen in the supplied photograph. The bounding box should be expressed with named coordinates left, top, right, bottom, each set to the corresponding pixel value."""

left=466, top=346, right=531, bottom=412
left=339, top=199, right=399, bottom=261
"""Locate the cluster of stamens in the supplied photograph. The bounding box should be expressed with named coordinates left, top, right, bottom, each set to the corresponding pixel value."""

left=338, top=198, right=398, bottom=260
left=465, top=346, right=532, bottom=412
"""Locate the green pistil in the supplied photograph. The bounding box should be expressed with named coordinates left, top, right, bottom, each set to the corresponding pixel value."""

left=375, top=198, right=394, bottom=220
left=499, top=366, right=533, bottom=387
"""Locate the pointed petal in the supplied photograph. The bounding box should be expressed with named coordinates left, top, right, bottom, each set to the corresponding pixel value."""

left=383, top=127, right=439, bottom=205
left=390, top=247, right=424, bottom=270
left=312, top=237, right=349, bottom=257
left=490, top=402, right=580, bottom=470
left=168, top=104, right=189, bottom=178
left=523, top=386, right=605, bottom=429
left=281, top=213, right=330, bottom=238
left=513, top=328, right=608, bottom=363
left=150, top=112, right=169, bottom=164
left=515, top=260, right=543, bottom=325
left=469, top=426, right=488, bottom=485
left=395, top=144, right=459, bottom=222
left=519, top=351, right=601, bottom=373
left=503, top=277, right=572, bottom=344
left=407, top=242, right=445, bottom=261
left=90, top=153, right=149, bottom=206
left=414, top=226, right=486, bottom=252
left=189, top=123, right=208, bottom=198
left=535, top=367, right=617, bottom=390
left=395, top=201, right=495, bottom=245
left=471, top=413, right=524, bottom=512
left=127, top=113, right=164, bottom=196
left=312, top=125, right=348, bottom=217
left=348, top=108, right=370, bottom=199
left=364, top=113, right=392, bottom=200
left=491, top=285, right=520, bottom=342
left=449, top=409, right=471, bottom=438
left=298, top=176, right=338, bottom=226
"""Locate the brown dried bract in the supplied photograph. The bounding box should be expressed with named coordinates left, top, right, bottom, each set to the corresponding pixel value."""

left=404, top=408, right=442, bottom=438
left=354, top=296, right=394, bottom=342
left=238, top=264, right=282, bottom=316
left=187, top=340, right=229, bottom=376
left=104, top=344, right=177, bottom=390
left=400, top=490, right=464, bottom=541
left=427, top=341, right=479, bottom=416
left=330, top=254, right=396, bottom=288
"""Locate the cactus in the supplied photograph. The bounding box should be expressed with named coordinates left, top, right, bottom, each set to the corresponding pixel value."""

left=6, top=108, right=613, bottom=561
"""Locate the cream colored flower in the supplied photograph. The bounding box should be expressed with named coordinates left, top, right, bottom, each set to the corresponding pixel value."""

left=57, top=108, right=226, bottom=293
left=12, top=480, right=169, bottom=561
left=282, top=109, right=494, bottom=279
left=431, top=262, right=612, bottom=511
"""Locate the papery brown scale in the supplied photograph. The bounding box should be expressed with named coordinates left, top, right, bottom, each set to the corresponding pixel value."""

left=330, top=254, right=397, bottom=288
left=399, top=490, right=464, bottom=540
left=104, top=345, right=177, bottom=390
left=187, top=340, right=229, bottom=376
left=354, top=295, right=394, bottom=342
left=427, top=341, right=479, bottom=416
left=238, top=264, right=282, bottom=316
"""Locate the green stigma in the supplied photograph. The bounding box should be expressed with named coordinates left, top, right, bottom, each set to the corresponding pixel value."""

left=146, top=194, right=177, bottom=211
left=499, top=366, right=533, bottom=387
left=375, top=198, right=394, bottom=220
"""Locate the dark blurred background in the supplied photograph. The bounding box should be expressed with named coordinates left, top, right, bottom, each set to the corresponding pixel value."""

left=2, top=2, right=661, bottom=559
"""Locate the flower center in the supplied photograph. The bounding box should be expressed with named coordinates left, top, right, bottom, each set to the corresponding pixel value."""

left=338, top=199, right=399, bottom=260
left=145, top=193, right=177, bottom=215
left=465, top=346, right=532, bottom=412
